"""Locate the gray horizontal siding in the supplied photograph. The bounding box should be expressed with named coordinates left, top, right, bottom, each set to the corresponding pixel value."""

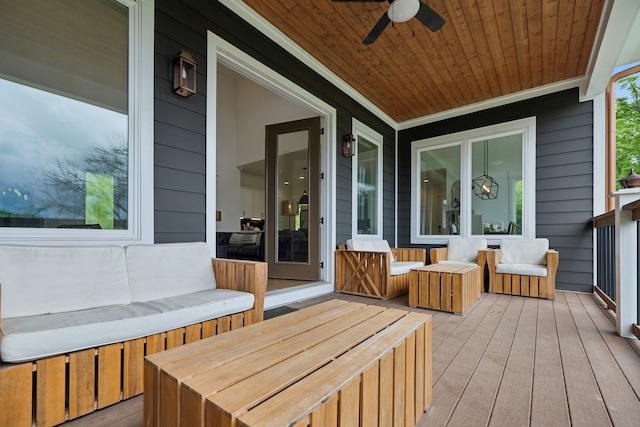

left=154, top=0, right=395, bottom=248
left=536, top=92, right=593, bottom=292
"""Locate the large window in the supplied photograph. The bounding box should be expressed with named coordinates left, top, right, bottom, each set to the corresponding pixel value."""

left=352, top=119, right=383, bottom=238
left=411, top=118, right=536, bottom=243
left=0, top=0, right=153, bottom=243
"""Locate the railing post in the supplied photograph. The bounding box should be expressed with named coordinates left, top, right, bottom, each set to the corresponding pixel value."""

left=612, top=189, right=640, bottom=337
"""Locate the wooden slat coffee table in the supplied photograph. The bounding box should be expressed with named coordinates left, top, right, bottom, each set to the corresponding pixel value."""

left=143, top=299, right=432, bottom=427
left=409, top=264, right=480, bottom=314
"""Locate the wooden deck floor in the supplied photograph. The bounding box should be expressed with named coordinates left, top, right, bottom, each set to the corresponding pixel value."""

left=65, top=291, right=640, bottom=426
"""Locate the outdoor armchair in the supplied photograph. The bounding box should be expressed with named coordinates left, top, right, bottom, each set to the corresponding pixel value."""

left=335, top=239, right=425, bottom=300
left=483, top=238, right=558, bottom=299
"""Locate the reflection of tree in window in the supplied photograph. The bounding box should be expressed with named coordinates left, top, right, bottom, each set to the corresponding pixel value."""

left=615, top=74, right=640, bottom=187
left=357, top=137, right=378, bottom=235
left=36, top=139, right=128, bottom=229
left=0, top=0, right=129, bottom=229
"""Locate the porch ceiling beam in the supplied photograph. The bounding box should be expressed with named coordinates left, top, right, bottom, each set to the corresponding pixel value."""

left=584, top=0, right=640, bottom=101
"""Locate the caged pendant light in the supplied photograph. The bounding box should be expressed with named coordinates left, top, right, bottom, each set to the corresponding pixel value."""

left=472, top=140, right=499, bottom=200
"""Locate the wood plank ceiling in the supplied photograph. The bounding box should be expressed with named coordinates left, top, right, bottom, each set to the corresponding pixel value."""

left=241, top=0, right=606, bottom=123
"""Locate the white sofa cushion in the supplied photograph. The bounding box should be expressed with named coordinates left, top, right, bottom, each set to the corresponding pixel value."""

left=496, top=263, right=548, bottom=277
left=500, top=238, right=549, bottom=265
left=447, top=238, right=487, bottom=263
left=346, top=239, right=396, bottom=263
left=126, top=242, right=216, bottom=302
left=390, top=261, right=424, bottom=276
left=0, top=245, right=130, bottom=318
left=0, top=289, right=254, bottom=363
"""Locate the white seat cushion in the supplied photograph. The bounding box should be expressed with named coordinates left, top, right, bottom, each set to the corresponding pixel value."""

left=0, top=245, right=131, bottom=318
left=347, top=239, right=396, bottom=263
left=447, top=238, right=487, bottom=263
left=126, top=242, right=216, bottom=302
left=390, top=261, right=424, bottom=276
left=500, top=238, right=549, bottom=265
left=0, top=289, right=254, bottom=363
left=496, top=263, right=548, bottom=277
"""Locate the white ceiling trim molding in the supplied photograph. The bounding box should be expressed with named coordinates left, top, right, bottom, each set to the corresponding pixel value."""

left=220, top=0, right=396, bottom=128
left=398, top=77, right=584, bottom=130
left=584, top=0, right=640, bottom=101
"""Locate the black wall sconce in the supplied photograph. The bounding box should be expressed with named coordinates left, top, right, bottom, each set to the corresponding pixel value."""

left=342, top=133, right=356, bottom=157
left=173, top=50, right=197, bottom=97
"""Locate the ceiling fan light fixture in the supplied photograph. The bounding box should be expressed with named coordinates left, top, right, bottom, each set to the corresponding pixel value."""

left=387, top=0, right=420, bottom=22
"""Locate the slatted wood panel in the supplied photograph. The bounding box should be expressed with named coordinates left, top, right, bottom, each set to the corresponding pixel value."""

left=68, top=349, right=95, bottom=419
left=0, top=363, right=33, bottom=427
left=242, top=0, right=605, bottom=122
left=409, top=264, right=480, bottom=314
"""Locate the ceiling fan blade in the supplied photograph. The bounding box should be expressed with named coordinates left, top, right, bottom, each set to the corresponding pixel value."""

left=415, top=1, right=445, bottom=32
left=363, top=12, right=391, bottom=45
left=331, top=0, right=386, bottom=2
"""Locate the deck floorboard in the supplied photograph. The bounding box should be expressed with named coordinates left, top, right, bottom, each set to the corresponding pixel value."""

left=62, top=291, right=640, bottom=426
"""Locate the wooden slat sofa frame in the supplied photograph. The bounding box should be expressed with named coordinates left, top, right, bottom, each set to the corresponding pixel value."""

left=0, top=258, right=267, bottom=427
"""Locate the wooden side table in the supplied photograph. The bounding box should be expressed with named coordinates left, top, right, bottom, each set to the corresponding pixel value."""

left=409, top=264, right=480, bottom=314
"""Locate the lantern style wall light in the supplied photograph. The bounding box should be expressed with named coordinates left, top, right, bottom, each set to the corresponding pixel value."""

left=173, top=50, right=197, bottom=97
left=342, top=133, right=356, bottom=157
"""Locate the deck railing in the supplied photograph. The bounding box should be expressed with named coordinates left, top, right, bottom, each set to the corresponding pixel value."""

left=593, top=189, right=640, bottom=338
left=593, top=210, right=616, bottom=308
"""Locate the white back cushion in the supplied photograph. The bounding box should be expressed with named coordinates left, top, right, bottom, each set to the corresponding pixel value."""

left=126, top=242, right=216, bottom=302
left=0, top=245, right=130, bottom=318
left=447, top=238, right=487, bottom=262
left=500, top=238, right=549, bottom=265
left=346, top=239, right=395, bottom=263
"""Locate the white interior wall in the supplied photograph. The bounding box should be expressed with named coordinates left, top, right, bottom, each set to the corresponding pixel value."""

left=216, top=65, right=317, bottom=232
left=216, top=67, right=242, bottom=231
left=235, top=76, right=316, bottom=168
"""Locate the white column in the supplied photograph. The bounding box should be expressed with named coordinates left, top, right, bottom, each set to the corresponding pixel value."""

left=612, top=189, right=640, bottom=337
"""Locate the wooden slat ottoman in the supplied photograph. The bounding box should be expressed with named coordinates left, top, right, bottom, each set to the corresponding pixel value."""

left=409, top=264, right=480, bottom=314
left=144, top=300, right=432, bottom=427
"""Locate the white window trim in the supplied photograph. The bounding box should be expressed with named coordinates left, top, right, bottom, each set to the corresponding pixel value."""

left=411, top=117, right=536, bottom=245
left=207, top=32, right=338, bottom=285
left=0, top=0, right=154, bottom=246
left=351, top=118, right=383, bottom=239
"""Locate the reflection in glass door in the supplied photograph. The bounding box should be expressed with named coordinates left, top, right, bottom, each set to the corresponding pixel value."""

left=277, top=131, right=309, bottom=264
left=266, top=118, right=321, bottom=280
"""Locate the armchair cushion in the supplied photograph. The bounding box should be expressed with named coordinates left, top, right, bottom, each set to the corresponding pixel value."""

left=346, top=239, right=396, bottom=263
left=447, top=238, right=487, bottom=263
left=390, top=261, right=425, bottom=276
left=500, top=238, right=549, bottom=265
left=496, top=263, right=547, bottom=277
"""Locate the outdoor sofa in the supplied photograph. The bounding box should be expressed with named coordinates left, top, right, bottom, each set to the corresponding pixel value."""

left=0, top=241, right=267, bottom=426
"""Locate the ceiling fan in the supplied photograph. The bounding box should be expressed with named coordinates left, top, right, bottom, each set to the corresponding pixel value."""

left=333, top=0, right=445, bottom=45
